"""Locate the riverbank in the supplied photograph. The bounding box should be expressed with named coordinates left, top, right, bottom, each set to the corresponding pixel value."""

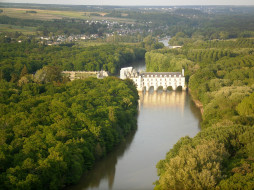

left=0, top=77, right=139, bottom=190
left=188, top=88, right=204, bottom=115
left=64, top=90, right=201, bottom=190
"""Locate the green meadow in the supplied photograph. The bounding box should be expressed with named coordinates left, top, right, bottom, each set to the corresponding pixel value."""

left=0, top=8, right=135, bottom=23
left=0, top=23, right=37, bottom=34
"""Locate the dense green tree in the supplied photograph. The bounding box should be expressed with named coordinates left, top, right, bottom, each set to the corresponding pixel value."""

left=0, top=42, right=146, bottom=81
left=34, top=66, right=63, bottom=84
left=20, top=65, right=28, bottom=78
left=152, top=37, right=254, bottom=189
left=0, top=77, right=138, bottom=189
left=237, top=92, right=254, bottom=117
left=142, top=35, right=164, bottom=51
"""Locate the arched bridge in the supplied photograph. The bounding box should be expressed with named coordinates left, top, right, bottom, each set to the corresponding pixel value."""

left=120, top=67, right=186, bottom=91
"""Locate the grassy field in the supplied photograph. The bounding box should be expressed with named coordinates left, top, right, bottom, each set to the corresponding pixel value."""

left=0, top=8, right=136, bottom=23
left=0, top=24, right=37, bottom=34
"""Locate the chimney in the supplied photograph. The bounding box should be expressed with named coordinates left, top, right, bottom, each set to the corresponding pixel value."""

left=182, top=69, right=184, bottom=76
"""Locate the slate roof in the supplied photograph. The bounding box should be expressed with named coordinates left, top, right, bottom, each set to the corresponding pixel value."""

left=141, top=72, right=182, bottom=77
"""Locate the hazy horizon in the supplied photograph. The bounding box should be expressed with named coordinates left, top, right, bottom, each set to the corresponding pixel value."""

left=1, top=0, right=254, bottom=6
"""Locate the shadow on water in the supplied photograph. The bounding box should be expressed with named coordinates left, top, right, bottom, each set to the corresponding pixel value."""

left=65, top=59, right=203, bottom=190
left=64, top=130, right=137, bottom=190
left=130, top=60, right=146, bottom=72
left=186, top=91, right=202, bottom=129
left=66, top=89, right=202, bottom=190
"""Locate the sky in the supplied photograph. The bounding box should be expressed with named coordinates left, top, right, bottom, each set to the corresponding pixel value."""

left=1, top=0, right=254, bottom=6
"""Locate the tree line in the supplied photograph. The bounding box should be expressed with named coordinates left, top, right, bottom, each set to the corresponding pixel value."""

left=0, top=15, right=108, bottom=36
left=147, top=38, right=254, bottom=189
left=0, top=31, right=147, bottom=189
left=0, top=40, right=146, bottom=82
left=105, top=8, right=254, bottom=39
left=0, top=77, right=139, bottom=190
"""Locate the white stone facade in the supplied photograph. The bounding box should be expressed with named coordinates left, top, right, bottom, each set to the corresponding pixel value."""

left=120, top=67, right=186, bottom=91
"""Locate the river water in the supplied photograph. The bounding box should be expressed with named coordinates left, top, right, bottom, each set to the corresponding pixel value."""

left=66, top=61, right=201, bottom=190
left=159, top=37, right=170, bottom=47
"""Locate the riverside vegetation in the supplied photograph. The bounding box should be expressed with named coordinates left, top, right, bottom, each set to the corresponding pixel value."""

left=0, top=33, right=144, bottom=189
left=1, top=4, right=254, bottom=190
left=0, top=41, right=146, bottom=82
left=148, top=38, right=254, bottom=189
left=0, top=19, right=163, bottom=189
left=0, top=77, right=139, bottom=189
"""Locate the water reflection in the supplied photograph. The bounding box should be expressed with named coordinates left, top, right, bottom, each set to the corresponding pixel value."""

left=66, top=91, right=201, bottom=190
left=65, top=130, right=136, bottom=190
left=139, top=90, right=185, bottom=110
left=159, top=37, right=171, bottom=47
left=130, top=60, right=146, bottom=72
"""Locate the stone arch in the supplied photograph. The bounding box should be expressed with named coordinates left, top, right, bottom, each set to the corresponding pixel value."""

left=176, top=86, right=183, bottom=91
left=167, top=86, right=173, bottom=91
left=157, top=86, right=164, bottom=91
left=148, top=86, right=155, bottom=92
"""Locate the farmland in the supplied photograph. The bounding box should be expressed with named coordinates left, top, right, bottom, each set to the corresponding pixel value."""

left=0, top=8, right=135, bottom=23
left=0, top=23, right=36, bottom=34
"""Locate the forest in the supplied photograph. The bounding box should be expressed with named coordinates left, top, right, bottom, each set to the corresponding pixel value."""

left=0, top=40, right=146, bottom=82
left=0, top=16, right=151, bottom=188
left=0, top=15, right=108, bottom=36
left=0, top=16, right=146, bottom=188
left=1, top=3, right=254, bottom=190
left=105, top=7, right=254, bottom=38
left=1, top=4, right=254, bottom=39
left=148, top=38, right=254, bottom=189
left=0, top=77, right=139, bottom=189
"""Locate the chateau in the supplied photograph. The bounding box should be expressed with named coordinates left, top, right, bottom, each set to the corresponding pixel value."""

left=120, top=67, right=186, bottom=91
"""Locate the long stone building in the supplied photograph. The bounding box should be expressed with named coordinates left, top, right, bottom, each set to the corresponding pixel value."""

left=62, top=70, right=108, bottom=81
left=120, top=67, right=186, bottom=91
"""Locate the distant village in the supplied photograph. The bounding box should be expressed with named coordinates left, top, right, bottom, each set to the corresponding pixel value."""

left=37, top=19, right=145, bottom=45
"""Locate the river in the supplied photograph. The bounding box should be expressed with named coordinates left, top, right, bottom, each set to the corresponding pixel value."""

left=66, top=61, right=201, bottom=190
left=158, top=37, right=171, bottom=47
